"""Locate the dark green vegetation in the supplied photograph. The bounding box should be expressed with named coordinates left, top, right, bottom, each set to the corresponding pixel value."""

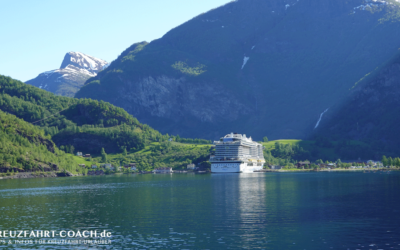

left=76, top=0, right=400, bottom=142
left=262, top=139, right=375, bottom=165
left=0, top=110, right=82, bottom=174
left=170, top=135, right=211, bottom=144
left=315, top=49, right=400, bottom=157
left=0, top=75, right=211, bottom=173
left=382, top=155, right=400, bottom=168
left=0, top=75, right=161, bottom=154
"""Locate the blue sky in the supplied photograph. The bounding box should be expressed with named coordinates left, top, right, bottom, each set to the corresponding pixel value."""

left=0, top=0, right=230, bottom=82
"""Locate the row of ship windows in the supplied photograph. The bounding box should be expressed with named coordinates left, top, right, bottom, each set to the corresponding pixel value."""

left=213, top=165, right=239, bottom=168
left=216, top=152, right=254, bottom=154
left=216, top=146, right=255, bottom=148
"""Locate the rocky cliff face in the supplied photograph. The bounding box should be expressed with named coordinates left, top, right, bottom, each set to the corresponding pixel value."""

left=115, top=75, right=252, bottom=137
left=76, top=0, right=400, bottom=140
left=26, top=52, right=108, bottom=97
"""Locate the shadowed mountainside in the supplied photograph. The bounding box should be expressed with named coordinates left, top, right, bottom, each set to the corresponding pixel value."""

left=76, top=0, right=400, bottom=141
left=314, top=50, right=400, bottom=156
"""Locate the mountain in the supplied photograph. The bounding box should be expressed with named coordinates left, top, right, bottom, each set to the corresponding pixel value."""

left=75, top=0, right=400, bottom=141
left=313, top=50, right=400, bottom=157
left=26, top=52, right=108, bottom=97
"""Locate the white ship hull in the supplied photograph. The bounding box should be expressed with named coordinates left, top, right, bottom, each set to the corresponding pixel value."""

left=211, top=162, right=263, bottom=173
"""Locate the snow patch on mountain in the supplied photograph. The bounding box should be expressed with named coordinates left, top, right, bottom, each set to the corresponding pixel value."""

left=241, top=56, right=250, bottom=69
left=285, top=0, right=300, bottom=10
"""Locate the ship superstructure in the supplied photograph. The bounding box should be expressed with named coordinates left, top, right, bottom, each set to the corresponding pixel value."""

left=210, top=133, right=265, bottom=173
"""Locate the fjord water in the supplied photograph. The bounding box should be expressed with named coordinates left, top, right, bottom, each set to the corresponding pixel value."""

left=1, top=172, right=400, bottom=249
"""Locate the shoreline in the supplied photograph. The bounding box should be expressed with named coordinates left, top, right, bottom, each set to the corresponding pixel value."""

left=0, top=168, right=396, bottom=180
left=0, top=171, right=85, bottom=180
left=258, top=168, right=397, bottom=173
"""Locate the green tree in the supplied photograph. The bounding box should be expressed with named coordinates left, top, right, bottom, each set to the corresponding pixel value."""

left=382, top=155, right=388, bottom=167
left=263, top=136, right=269, bottom=142
left=395, top=157, right=400, bottom=168
left=101, top=147, right=107, bottom=162
left=388, top=157, right=393, bottom=167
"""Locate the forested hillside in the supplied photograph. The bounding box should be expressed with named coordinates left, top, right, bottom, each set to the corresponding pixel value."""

left=0, top=75, right=162, bottom=154
left=0, top=110, right=82, bottom=173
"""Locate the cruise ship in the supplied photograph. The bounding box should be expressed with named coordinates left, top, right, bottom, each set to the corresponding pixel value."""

left=210, top=133, right=265, bottom=173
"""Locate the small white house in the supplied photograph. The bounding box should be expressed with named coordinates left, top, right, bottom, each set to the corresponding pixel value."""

left=76, top=152, right=82, bottom=156
left=131, top=166, right=137, bottom=171
left=168, top=138, right=173, bottom=142
left=91, top=165, right=97, bottom=169
left=187, top=163, right=195, bottom=170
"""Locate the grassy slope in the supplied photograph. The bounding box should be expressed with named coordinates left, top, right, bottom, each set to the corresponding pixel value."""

left=79, top=141, right=211, bottom=171
left=72, top=155, right=95, bottom=167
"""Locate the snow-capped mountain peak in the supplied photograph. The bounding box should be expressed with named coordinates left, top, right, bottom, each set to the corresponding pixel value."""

left=26, top=52, right=109, bottom=97
left=60, top=51, right=108, bottom=74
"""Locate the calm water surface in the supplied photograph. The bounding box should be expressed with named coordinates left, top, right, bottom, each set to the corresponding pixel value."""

left=0, top=172, right=400, bottom=249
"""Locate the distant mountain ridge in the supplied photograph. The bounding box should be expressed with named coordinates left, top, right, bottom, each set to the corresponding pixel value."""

left=76, top=0, right=400, bottom=140
left=26, top=52, right=108, bottom=97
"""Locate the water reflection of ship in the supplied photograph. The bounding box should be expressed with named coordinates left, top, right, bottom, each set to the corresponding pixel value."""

left=212, top=174, right=268, bottom=247
left=211, top=173, right=304, bottom=248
